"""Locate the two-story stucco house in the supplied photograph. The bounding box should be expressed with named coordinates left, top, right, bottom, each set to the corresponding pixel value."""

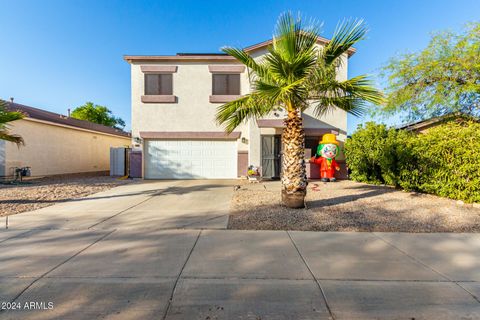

left=124, top=37, right=354, bottom=179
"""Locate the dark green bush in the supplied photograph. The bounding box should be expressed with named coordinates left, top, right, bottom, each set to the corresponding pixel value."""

left=344, top=122, right=416, bottom=187
left=410, top=121, right=480, bottom=202
left=345, top=120, right=480, bottom=203
left=344, top=122, right=388, bottom=184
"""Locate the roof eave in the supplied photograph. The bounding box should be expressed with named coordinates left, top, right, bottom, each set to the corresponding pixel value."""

left=124, top=36, right=357, bottom=63
left=123, top=55, right=238, bottom=63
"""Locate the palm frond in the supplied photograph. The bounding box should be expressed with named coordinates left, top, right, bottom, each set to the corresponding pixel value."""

left=0, top=99, right=25, bottom=145
left=312, top=97, right=369, bottom=117
left=0, top=100, right=24, bottom=122
left=264, top=45, right=317, bottom=83
left=215, top=94, right=274, bottom=133
left=217, top=13, right=382, bottom=133
left=0, top=110, right=24, bottom=123
left=273, top=12, right=298, bottom=62
left=273, top=12, right=321, bottom=63
left=0, top=131, right=24, bottom=145
left=310, top=75, right=385, bottom=117
left=221, top=47, right=269, bottom=76
left=324, top=19, right=367, bottom=65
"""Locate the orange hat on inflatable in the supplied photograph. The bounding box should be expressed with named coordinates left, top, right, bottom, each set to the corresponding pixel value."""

left=319, top=133, right=339, bottom=145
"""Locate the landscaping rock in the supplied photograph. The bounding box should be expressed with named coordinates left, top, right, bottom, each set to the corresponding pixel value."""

left=0, top=174, right=133, bottom=216
left=228, top=180, right=480, bottom=232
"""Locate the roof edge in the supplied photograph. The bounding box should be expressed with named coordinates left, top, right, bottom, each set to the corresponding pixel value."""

left=5, top=101, right=131, bottom=138
left=124, top=36, right=357, bottom=63
left=24, top=117, right=131, bottom=139
left=397, top=112, right=478, bottom=131
left=124, top=55, right=237, bottom=63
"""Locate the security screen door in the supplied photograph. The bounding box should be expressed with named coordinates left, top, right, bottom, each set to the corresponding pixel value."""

left=261, top=135, right=281, bottom=179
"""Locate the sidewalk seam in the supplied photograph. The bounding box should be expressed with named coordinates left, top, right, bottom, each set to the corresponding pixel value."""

left=373, top=233, right=480, bottom=304
left=286, top=231, right=336, bottom=320
left=0, top=229, right=116, bottom=312
left=162, top=229, right=203, bottom=320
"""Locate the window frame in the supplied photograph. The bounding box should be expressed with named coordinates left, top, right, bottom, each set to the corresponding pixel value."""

left=140, top=65, right=177, bottom=104
left=144, top=73, right=174, bottom=96
left=211, top=73, right=241, bottom=96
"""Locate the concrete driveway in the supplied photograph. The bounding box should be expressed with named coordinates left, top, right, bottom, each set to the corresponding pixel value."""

left=5, top=180, right=233, bottom=230
left=1, top=180, right=479, bottom=319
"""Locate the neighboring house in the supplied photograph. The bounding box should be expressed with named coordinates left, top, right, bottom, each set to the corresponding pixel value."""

left=1, top=102, right=130, bottom=177
left=124, top=37, right=353, bottom=179
left=398, top=112, right=478, bottom=133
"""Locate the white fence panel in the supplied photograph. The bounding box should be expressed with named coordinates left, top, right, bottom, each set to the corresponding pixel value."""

left=110, top=147, right=125, bottom=176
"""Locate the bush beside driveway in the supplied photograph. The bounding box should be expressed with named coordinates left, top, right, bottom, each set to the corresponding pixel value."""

left=229, top=180, right=480, bottom=232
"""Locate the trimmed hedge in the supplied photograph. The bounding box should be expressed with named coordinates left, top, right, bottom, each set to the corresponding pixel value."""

left=345, top=120, right=480, bottom=203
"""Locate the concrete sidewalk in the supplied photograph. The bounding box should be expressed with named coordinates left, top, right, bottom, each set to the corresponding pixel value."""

left=0, top=181, right=479, bottom=319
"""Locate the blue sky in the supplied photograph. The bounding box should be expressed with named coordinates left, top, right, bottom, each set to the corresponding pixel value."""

left=1, top=0, right=479, bottom=133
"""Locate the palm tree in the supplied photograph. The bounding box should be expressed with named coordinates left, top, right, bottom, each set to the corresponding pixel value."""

left=216, top=13, right=384, bottom=208
left=0, top=99, right=24, bottom=145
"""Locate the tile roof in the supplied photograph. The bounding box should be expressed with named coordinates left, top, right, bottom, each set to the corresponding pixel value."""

left=6, top=102, right=131, bottom=138
left=397, top=112, right=478, bottom=131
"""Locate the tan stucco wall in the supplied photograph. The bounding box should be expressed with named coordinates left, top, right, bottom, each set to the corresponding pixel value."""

left=130, top=45, right=349, bottom=170
left=2, top=119, right=130, bottom=177
left=130, top=62, right=249, bottom=136
left=130, top=61, right=250, bottom=155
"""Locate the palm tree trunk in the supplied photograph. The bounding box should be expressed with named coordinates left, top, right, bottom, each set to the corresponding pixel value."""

left=281, top=110, right=307, bottom=208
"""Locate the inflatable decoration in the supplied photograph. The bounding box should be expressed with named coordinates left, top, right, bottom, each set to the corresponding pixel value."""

left=310, top=133, right=340, bottom=182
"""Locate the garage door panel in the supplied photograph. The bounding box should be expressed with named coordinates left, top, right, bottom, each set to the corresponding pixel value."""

left=145, top=140, right=237, bottom=179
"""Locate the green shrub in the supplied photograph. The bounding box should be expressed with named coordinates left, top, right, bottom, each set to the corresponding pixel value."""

left=345, top=120, right=480, bottom=203
left=411, top=120, right=480, bottom=202
left=344, top=122, right=389, bottom=184
left=344, top=122, right=416, bottom=187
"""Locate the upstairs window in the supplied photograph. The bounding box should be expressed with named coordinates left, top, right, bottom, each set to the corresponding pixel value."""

left=145, top=74, right=173, bottom=95
left=212, top=74, right=240, bottom=95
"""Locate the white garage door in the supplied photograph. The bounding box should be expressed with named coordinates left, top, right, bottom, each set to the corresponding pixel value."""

left=144, top=140, right=237, bottom=179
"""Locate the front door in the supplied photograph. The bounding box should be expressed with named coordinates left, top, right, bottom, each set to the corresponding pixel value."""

left=261, top=135, right=281, bottom=179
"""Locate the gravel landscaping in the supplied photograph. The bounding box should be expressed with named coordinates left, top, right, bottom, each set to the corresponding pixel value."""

left=229, top=180, right=480, bottom=232
left=0, top=174, right=134, bottom=216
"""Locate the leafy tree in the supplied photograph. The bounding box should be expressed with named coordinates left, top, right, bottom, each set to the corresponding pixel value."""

left=0, top=99, right=24, bottom=145
left=379, top=22, right=480, bottom=121
left=71, top=102, right=125, bottom=129
left=216, top=13, right=384, bottom=208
